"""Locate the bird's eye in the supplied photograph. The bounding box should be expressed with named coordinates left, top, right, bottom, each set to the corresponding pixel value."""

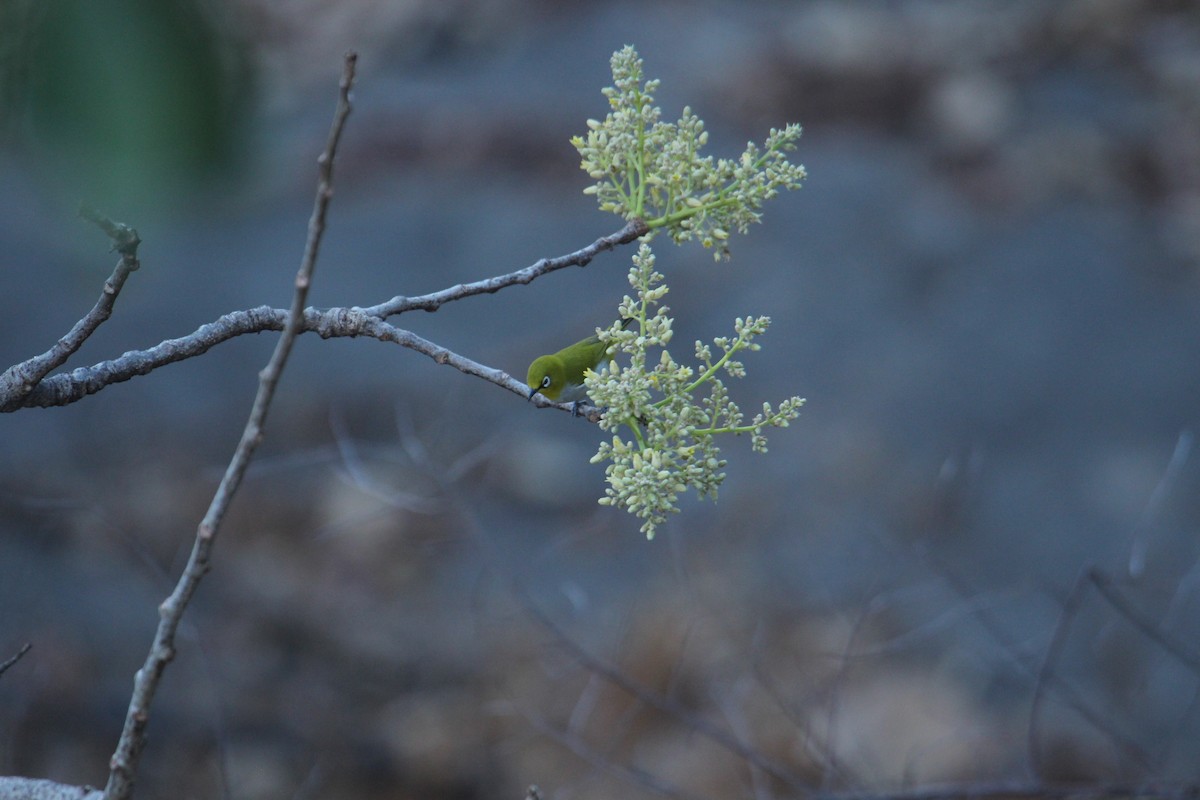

left=541, top=375, right=552, bottom=388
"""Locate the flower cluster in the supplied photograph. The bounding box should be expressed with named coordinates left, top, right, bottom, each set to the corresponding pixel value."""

left=586, top=245, right=804, bottom=537
left=572, top=45, right=807, bottom=259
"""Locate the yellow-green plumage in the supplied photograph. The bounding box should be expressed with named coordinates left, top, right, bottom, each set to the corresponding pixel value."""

left=527, top=319, right=631, bottom=403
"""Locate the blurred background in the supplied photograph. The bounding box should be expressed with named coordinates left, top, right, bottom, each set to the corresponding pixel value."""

left=2, top=1, right=1200, bottom=798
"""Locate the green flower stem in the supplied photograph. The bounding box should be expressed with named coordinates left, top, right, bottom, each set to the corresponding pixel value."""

left=632, top=87, right=648, bottom=217
left=642, top=138, right=793, bottom=230
left=611, top=173, right=634, bottom=212
left=649, top=338, right=748, bottom=411
left=694, top=422, right=769, bottom=436
left=645, top=195, right=740, bottom=230
left=628, top=421, right=648, bottom=449
left=692, top=427, right=743, bottom=436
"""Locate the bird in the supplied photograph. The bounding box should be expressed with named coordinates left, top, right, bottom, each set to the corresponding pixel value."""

left=526, top=318, right=632, bottom=411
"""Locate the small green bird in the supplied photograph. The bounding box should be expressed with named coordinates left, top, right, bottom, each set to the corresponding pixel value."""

left=527, top=319, right=632, bottom=407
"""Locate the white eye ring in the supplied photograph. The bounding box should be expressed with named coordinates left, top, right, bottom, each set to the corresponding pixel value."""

left=541, top=375, right=552, bottom=388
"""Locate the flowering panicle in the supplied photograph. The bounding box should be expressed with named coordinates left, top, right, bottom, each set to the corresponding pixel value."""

left=572, top=46, right=807, bottom=259
left=586, top=245, right=804, bottom=537
left=556, top=46, right=806, bottom=537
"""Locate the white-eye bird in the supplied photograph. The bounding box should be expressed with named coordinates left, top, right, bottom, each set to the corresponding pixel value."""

left=527, top=319, right=632, bottom=407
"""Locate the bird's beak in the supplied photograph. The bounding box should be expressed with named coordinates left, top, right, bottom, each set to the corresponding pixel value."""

left=528, top=386, right=538, bottom=400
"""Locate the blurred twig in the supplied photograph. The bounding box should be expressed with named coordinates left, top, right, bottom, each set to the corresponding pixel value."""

left=1029, top=562, right=1200, bottom=779
left=1128, top=429, right=1192, bottom=579
left=514, top=702, right=714, bottom=800
left=918, top=549, right=1156, bottom=773
left=100, top=51, right=358, bottom=800
left=0, top=643, right=30, bottom=679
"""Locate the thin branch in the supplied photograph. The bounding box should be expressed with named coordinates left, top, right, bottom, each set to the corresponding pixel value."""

left=100, top=51, right=357, bottom=800
left=0, top=643, right=31, bottom=678
left=355, top=316, right=609, bottom=421
left=0, top=209, right=140, bottom=412
left=357, top=217, right=648, bottom=318
left=7, top=219, right=647, bottom=418
left=13, top=309, right=610, bottom=422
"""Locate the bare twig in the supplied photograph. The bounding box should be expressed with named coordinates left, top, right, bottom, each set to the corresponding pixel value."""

left=0, top=209, right=140, bottom=412
left=0, top=642, right=31, bottom=678
left=357, top=216, right=649, bottom=318
left=10, top=306, right=613, bottom=422
left=100, top=52, right=358, bottom=800
left=355, top=316, right=610, bottom=421
left=4, top=219, right=648, bottom=415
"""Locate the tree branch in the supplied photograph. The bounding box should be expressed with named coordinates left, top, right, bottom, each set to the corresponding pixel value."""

left=99, top=51, right=358, bottom=800
left=3, top=219, right=647, bottom=415
left=9, top=309, right=604, bottom=421
left=0, top=209, right=140, bottom=412
left=356, top=216, right=648, bottom=318
left=0, top=777, right=103, bottom=800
